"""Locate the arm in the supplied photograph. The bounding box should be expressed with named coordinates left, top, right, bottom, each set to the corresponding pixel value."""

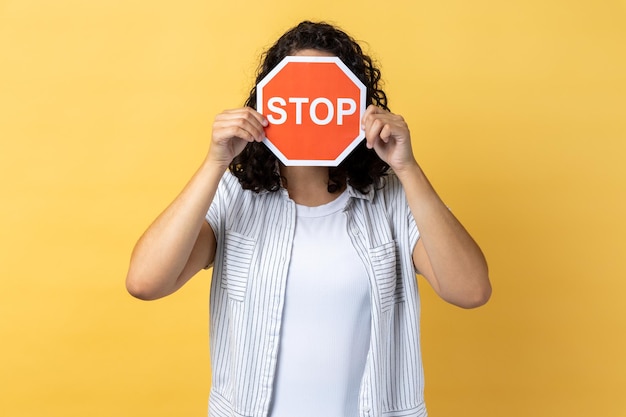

left=125, top=108, right=268, bottom=300
left=361, top=105, right=491, bottom=308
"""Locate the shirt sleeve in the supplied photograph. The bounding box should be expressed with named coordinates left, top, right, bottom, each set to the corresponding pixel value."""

left=206, top=171, right=239, bottom=235
left=206, top=179, right=222, bottom=238
left=204, top=173, right=232, bottom=269
left=385, top=172, right=421, bottom=273
left=408, top=209, right=420, bottom=254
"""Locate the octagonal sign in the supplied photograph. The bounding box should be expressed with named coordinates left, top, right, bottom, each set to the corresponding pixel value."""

left=257, top=56, right=367, bottom=166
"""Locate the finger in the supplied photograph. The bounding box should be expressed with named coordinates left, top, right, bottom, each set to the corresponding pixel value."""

left=218, top=107, right=267, bottom=124
left=213, top=125, right=260, bottom=144
left=244, top=106, right=269, bottom=127
left=380, top=123, right=393, bottom=143
left=364, top=117, right=387, bottom=148
left=218, top=107, right=268, bottom=129
left=213, top=118, right=265, bottom=143
left=214, top=112, right=267, bottom=141
left=366, top=136, right=381, bottom=150
left=361, top=104, right=386, bottom=130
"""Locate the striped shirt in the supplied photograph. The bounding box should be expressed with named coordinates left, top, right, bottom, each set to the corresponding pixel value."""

left=206, top=171, right=427, bottom=417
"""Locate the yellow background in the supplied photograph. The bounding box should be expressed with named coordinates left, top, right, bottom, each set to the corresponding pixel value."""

left=1, top=0, right=625, bottom=416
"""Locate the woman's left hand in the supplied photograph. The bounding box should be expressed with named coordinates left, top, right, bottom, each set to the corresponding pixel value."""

left=361, top=105, right=417, bottom=173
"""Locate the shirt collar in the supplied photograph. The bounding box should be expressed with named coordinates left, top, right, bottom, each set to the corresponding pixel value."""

left=347, top=183, right=375, bottom=202
left=255, top=176, right=376, bottom=202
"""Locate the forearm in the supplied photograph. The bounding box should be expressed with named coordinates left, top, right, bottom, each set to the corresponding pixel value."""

left=126, top=159, right=225, bottom=300
left=395, top=162, right=491, bottom=308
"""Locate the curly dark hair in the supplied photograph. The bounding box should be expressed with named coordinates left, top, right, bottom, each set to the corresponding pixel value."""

left=229, top=21, right=390, bottom=194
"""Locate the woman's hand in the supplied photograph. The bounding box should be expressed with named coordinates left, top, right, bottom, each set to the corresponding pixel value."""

left=126, top=107, right=267, bottom=300
left=361, top=106, right=491, bottom=308
left=208, top=107, right=268, bottom=169
left=361, top=105, right=417, bottom=173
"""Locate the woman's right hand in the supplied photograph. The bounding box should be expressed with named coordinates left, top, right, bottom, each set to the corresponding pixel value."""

left=126, top=107, right=267, bottom=300
left=208, top=107, right=268, bottom=168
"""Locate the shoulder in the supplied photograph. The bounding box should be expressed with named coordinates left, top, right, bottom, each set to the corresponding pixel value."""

left=382, top=171, right=403, bottom=191
left=215, top=171, right=251, bottom=202
left=219, top=170, right=242, bottom=190
left=215, top=171, right=284, bottom=211
left=372, top=171, right=406, bottom=204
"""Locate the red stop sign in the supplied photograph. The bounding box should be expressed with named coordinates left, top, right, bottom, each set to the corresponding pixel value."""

left=257, top=56, right=366, bottom=166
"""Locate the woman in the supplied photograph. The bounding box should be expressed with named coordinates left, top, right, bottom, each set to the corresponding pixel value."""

left=127, top=21, right=491, bottom=417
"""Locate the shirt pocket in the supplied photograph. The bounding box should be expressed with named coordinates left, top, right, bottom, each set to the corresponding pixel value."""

left=222, top=230, right=256, bottom=302
left=369, top=241, right=404, bottom=312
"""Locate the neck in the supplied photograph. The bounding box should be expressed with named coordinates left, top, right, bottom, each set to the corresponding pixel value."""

left=280, top=165, right=343, bottom=206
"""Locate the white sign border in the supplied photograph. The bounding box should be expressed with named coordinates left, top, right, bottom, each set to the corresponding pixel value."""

left=257, top=56, right=367, bottom=167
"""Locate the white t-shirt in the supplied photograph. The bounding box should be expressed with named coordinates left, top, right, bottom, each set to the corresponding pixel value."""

left=270, top=190, right=371, bottom=417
